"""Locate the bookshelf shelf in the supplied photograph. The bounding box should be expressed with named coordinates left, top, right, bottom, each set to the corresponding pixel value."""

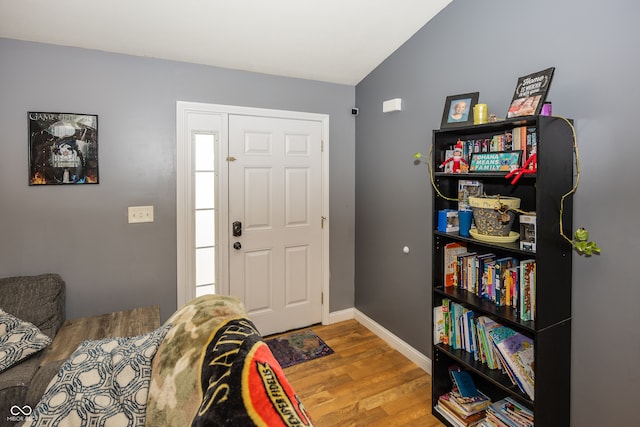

left=430, top=116, right=573, bottom=427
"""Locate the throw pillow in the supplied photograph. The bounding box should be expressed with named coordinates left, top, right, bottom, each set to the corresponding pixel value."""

left=24, top=325, right=170, bottom=427
left=0, top=308, right=52, bottom=373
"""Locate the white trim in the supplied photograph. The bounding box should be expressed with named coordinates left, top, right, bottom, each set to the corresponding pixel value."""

left=176, top=101, right=330, bottom=328
left=354, top=309, right=432, bottom=375
left=327, top=308, right=356, bottom=325
left=176, top=103, right=195, bottom=307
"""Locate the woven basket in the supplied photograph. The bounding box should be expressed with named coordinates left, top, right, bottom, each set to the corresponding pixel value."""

left=469, top=195, right=521, bottom=236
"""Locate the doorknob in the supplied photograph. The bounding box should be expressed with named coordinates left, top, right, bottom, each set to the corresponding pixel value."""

left=233, top=242, right=242, bottom=250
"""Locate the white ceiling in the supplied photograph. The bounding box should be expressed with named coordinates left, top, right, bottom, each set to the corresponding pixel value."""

left=0, top=0, right=451, bottom=85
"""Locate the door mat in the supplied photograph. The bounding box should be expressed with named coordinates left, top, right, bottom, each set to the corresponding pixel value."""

left=265, top=329, right=334, bottom=368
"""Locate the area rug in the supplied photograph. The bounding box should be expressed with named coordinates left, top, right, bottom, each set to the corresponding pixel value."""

left=265, top=329, right=334, bottom=368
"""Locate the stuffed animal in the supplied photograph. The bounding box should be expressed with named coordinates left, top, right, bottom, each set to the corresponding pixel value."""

left=440, top=140, right=468, bottom=173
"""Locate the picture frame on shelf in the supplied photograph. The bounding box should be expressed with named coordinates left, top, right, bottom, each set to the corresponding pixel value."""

left=440, top=92, right=479, bottom=129
left=506, top=67, right=555, bottom=118
left=28, top=112, right=99, bottom=185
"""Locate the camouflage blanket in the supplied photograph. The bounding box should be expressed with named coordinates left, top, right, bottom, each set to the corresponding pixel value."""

left=146, top=295, right=313, bottom=426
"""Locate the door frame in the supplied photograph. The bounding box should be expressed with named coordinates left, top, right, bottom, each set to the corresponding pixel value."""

left=176, top=101, right=330, bottom=326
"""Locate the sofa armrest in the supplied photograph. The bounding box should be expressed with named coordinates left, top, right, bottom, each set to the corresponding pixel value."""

left=0, top=273, right=65, bottom=339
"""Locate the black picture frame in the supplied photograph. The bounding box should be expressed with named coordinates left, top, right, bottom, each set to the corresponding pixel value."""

left=506, top=67, right=555, bottom=118
left=28, top=112, right=99, bottom=185
left=441, top=92, right=479, bottom=129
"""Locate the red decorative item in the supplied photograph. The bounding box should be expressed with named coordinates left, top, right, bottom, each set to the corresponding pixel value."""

left=440, top=140, right=468, bottom=173
left=506, top=150, right=537, bottom=184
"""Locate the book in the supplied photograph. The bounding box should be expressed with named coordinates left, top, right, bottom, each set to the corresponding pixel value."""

left=526, top=128, right=537, bottom=169
left=456, top=252, right=477, bottom=291
left=437, top=396, right=488, bottom=426
left=506, top=67, right=555, bottom=118
left=434, top=305, right=446, bottom=345
left=442, top=299, right=452, bottom=346
left=476, top=253, right=495, bottom=298
left=444, top=242, right=468, bottom=287
left=438, top=392, right=490, bottom=427
left=519, top=260, right=536, bottom=321
left=458, top=179, right=483, bottom=211
left=435, top=403, right=486, bottom=427
left=487, top=326, right=535, bottom=400
left=486, top=397, right=534, bottom=427
left=475, top=316, right=502, bottom=370
left=450, top=370, right=479, bottom=398
left=481, top=259, right=496, bottom=301
left=494, top=257, right=518, bottom=307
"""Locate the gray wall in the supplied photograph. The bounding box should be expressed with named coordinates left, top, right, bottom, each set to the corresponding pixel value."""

left=355, top=0, right=639, bottom=425
left=0, top=38, right=356, bottom=322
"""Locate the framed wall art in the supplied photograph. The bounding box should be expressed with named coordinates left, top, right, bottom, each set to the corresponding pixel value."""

left=440, top=92, right=478, bottom=129
left=28, top=112, right=99, bottom=185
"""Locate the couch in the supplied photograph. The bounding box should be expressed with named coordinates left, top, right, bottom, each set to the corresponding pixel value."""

left=0, top=273, right=66, bottom=423
left=0, top=275, right=312, bottom=427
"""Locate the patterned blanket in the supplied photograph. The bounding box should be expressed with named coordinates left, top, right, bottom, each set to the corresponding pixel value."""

left=147, top=295, right=313, bottom=427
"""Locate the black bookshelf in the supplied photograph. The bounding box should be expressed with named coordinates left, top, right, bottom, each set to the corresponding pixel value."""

left=430, top=116, right=573, bottom=427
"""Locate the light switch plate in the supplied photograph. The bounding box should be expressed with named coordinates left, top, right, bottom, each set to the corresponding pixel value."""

left=128, top=206, right=154, bottom=223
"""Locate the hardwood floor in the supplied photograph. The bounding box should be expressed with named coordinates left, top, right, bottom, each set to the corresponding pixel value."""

left=279, top=319, right=445, bottom=427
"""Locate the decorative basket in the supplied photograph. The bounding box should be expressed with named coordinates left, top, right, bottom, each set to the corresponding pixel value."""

left=469, top=195, right=521, bottom=236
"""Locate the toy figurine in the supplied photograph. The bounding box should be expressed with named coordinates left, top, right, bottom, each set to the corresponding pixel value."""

left=505, top=148, right=537, bottom=184
left=440, top=140, right=468, bottom=173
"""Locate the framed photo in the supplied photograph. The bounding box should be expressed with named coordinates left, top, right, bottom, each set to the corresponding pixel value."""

left=507, top=67, right=555, bottom=118
left=469, top=150, right=523, bottom=172
left=441, top=92, right=479, bottom=129
left=28, top=112, right=99, bottom=185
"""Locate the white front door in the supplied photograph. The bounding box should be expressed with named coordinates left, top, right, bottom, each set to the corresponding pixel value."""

left=228, top=115, right=323, bottom=335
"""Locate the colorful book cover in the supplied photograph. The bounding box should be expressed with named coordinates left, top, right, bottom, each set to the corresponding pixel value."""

left=434, top=305, right=445, bottom=345
left=482, top=259, right=496, bottom=301
left=466, top=254, right=477, bottom=294
left=450, top=370, right=479, bottom=398
left=456, top=252, right=476, bottom=290
left=525, top=128, right=537, bottom=170
left=519, top=260, right=536, bottom=321
left=488, top=326, right=535, bottom=400
left=442, top=299, right=451, bottom=345
left=476, top=316, right=501, bottom=370
left=495, top=257, right=518, bottom=307
left=444, top=242, right=467, bottom=287
left=477, top=254, right=495, bottom=299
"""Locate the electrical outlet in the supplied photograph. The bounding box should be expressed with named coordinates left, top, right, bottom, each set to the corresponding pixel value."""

left=128, top=206, right=154, bottom=223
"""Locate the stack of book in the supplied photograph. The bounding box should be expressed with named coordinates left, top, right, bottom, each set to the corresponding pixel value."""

left=484, top=397, right=534, bottom=427
left=435, top=391, right=490, bottom=427
left=434, top=368, right=491, bottom=427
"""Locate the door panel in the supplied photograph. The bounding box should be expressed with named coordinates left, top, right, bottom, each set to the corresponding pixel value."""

left=228, top=114, right=322, bottom=335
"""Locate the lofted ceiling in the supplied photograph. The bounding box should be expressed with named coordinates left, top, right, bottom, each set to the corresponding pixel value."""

left=0, top=0, right=452, bottom=85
